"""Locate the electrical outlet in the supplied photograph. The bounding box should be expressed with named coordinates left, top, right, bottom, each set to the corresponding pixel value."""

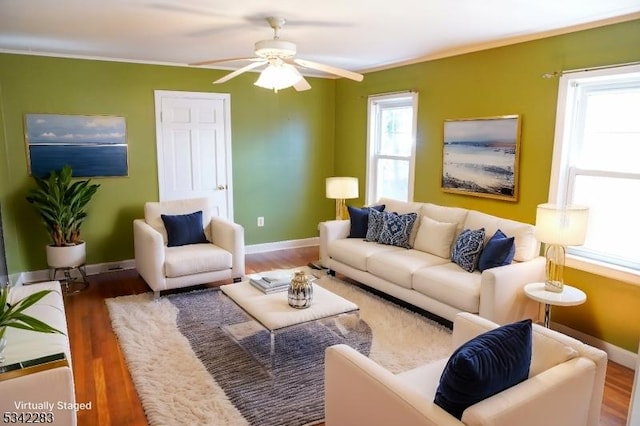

left=257, top=216, right=264, bottom=227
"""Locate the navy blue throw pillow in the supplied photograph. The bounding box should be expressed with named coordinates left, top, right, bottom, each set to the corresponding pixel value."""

left=434, top=319, right=532, bottom=420
left=161, top=210, right=208, bottom=247
left=347, top=205, right=385, bottom=238
left=477, top=229, right=515, bottom=272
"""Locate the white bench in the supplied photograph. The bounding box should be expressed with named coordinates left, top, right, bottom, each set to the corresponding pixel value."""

left=0, top=281, right=76, bottom=426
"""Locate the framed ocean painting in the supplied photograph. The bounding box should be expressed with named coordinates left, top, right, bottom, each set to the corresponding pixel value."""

left=442, top=115, right=521, bottom=201
left=25, top=113, right=128, bottom=178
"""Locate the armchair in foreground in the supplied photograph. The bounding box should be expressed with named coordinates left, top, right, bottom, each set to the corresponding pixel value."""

left=133, top=197, right=245, bottom=299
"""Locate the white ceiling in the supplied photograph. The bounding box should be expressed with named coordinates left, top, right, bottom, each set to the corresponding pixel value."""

left=1, top=0, right=639, bottom=77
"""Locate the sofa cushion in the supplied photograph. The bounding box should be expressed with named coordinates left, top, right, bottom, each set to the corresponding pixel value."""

left=378, top=212, right=418, bottom=248
left=412, top=263, right=481, bottom=313
left=347, top=205, right=385, bottom=238
left=463, top=210, right=537, bottom=262
left=413, top=216, right=458, bottom=258
left=530, top=325, right=579, bottom=377
left=451, top=228, right=486, bottom=272
left=365, top=208, right=386, bottom=242
left=434, top=319, right=532, bottom=419
left=396, top=358, right=449, bottom=400
left=164, top=243, right=232, bottom=277
left=477, top=229, right=515, bottom=272
left=421, top=203, right=469, bottom=233
left=328, top=238, right=402, bottom=272
left=161, top=211, right=209, bottom=247
left=368, top=249, right=449, bottom=289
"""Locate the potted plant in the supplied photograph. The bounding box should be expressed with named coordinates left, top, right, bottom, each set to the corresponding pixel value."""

left=26, top=165, right=100, bottom=269
left=0, top=285, right=63, bottom=361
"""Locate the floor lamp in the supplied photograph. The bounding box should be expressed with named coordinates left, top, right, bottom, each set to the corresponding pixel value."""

left=534, top=203, right=589, bottom=293
left=326, top=177, right=359, bottom=220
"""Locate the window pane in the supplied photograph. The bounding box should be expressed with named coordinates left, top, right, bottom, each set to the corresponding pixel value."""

left=572, top=174, right=640, bottom=269
left=578, top=89, right=640, bottom=173
left=376, top=159, right=409, bottom=201
left=379, top=106, right=413, bottom=157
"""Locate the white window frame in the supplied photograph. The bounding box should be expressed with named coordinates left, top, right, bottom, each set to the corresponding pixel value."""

left=365, top=92, right=418, bottom=204
left=549, top=63, right=640, bottom=285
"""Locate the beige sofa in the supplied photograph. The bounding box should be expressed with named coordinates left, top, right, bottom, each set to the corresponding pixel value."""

left=0, top=281, right=76, bottom=425
left=325, top=312, right=608, bottom=426
left=319, top=198, right=545, bottom=324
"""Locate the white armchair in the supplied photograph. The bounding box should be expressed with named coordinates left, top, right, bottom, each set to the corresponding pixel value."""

left=325, top=312, right=607, bottom=426
left=133, top=197, right=245, bottom=298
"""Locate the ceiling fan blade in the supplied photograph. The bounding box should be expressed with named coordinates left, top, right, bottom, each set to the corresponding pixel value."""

left=294, top=77, right=312, bottom=92
left=294, top=59, right=363, bottom=82
left=213, top=61, right=267, bottom=84
left=190, top=57, right=263, bottom=66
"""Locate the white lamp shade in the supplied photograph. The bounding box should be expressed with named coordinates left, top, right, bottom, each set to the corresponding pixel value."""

left=326, top=177, right=359, bottom=199
left=254, top=62, right=302, bottom=91
left=534, top=203, right=589, bottom=246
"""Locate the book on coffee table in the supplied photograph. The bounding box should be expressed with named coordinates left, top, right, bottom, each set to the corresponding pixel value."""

left=248, top=271, right=291, bottom=294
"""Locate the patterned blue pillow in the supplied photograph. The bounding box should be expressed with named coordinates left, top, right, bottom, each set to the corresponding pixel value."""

left=451, top=228, right=486, bottom=272
left=378, top=212, right=418, bottom=248
left=365, top=208, right=385, bottom=242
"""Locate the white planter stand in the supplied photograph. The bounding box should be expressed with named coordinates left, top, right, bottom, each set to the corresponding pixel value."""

left=46, top=242, right=89, bottom=295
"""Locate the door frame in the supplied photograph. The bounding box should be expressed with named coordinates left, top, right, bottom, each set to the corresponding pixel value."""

left=153, top=90, right=234, bottom=219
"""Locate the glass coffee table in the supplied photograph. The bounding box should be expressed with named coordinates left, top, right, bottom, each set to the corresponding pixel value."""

left=220, top=279, right=359, bottom=367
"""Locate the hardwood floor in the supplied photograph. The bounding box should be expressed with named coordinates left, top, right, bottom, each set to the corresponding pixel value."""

left=62, top=246, right=634, bottom=425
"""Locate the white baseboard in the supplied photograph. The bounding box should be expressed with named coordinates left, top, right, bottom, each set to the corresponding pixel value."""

left=245, top=237, right=319, bottom=254
left=16, top=259, right=136, bottom=286
left=553, top=322, right=637, bottom=370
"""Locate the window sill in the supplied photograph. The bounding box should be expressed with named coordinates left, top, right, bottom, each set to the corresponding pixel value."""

left=566, top=255, right=640, bottom=287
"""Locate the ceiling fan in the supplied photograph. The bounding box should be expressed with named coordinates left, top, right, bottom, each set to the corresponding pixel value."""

left=190, top=17, right=364, bottom=92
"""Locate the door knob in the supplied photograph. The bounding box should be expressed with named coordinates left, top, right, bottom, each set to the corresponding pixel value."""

left=217, top=184, right=226, bottom=190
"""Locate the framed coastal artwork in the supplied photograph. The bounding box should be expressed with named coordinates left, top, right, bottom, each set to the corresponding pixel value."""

left=25, top=113, right=128, bottom=178
left=441, top=115, right=521, bottom=201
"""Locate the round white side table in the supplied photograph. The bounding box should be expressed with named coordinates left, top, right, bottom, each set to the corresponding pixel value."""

left=524, top=282, right=586, bottom=328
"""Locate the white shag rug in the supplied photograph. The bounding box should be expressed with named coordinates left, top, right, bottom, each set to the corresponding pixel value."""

left=106, top=269, right=453, bottom=426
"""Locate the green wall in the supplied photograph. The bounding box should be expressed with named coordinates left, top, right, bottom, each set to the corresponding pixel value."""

left=335, top=19, right=640, bottom=352
left=0, top=55, right=335, bottom=272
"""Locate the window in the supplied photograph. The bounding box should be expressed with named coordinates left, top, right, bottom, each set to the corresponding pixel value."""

left=366, top=92, right=418, bottom=204
left=550, top=64, right=640, bottom=277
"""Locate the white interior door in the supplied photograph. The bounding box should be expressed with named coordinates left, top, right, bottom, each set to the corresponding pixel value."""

left=154, top=90, right=233, bottom=219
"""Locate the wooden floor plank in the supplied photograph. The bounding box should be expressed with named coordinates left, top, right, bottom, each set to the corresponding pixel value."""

left=60, top=246, right=633, bottom=425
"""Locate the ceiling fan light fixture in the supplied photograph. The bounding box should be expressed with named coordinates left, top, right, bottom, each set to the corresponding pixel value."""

left=254, top=62, right=303, bottom=92
left=254, top=39, right=296, bottom=58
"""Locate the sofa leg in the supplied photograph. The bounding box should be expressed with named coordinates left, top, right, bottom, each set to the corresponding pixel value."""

left=233, top=277, right=242, bottom=283
left=328, top=269, right=336, bottom=277
left=153, top=291, right=161, bottom=301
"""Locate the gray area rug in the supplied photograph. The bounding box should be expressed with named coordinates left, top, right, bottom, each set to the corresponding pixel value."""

left=168, top=288, right=371, bottom=426
left=106, top=270, right=453, bottom=426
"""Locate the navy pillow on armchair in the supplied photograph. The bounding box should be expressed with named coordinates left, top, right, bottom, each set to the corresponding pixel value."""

left=347, top=205, right=385, bottom=238
left=161, top=210, right=208, bottom=247
left=434, top=319, right=532, bottom=419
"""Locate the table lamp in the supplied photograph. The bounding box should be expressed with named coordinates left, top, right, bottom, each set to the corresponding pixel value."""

left=534, top=203, right=589, bottom=293
left=326, top=177, right=359, bottom=220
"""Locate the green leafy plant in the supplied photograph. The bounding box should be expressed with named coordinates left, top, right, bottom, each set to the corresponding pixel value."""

left=26, top=165, right=100, bottom=247
left=0, top=286, right=64, bottom=341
